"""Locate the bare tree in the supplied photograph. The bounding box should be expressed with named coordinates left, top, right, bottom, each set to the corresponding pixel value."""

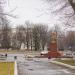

left=32, top=24, right=49, bottom=51
left=65, top=31, right=75, bottom=51
left=11, top=32, right=18, bottom=49
left=15, top=25, right=25, bottom=49
left=1, top=18, right=11, bottom=49
left=32, top=25, right=40, bottom=51
left=29, top=26, right=33, bottom=50
left=69, top=0, right=75, bottom=10
left=25, top=21, right=31, bottom=50
left=43, top=0, right=75, bottom=28
left=37, top=24, right=48, bottom=50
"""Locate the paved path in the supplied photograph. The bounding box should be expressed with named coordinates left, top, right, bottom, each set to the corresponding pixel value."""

left=1, top=53, right=75, bottom=75
left=17, top=58, right=75, bottom=75
left=6, top=53, right=25, bottom=61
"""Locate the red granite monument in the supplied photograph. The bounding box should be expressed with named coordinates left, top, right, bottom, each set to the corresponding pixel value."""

left=48, top=32, right=62, bottom=58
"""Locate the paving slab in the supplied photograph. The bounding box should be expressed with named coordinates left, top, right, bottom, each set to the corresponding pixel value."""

left=17, top=58, right=75, bottom=75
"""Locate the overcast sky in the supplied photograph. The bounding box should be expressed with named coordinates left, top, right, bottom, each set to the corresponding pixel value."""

left=4, top=0, right=75, bottom=28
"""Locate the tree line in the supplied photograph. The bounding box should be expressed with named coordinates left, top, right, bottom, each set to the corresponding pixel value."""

left=0, top=21, right=50, bottom=50
left=0, top=21, right=75, bottom=52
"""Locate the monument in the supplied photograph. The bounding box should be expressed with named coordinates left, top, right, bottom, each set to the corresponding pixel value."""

left=48, top=32, right=62, bottom=58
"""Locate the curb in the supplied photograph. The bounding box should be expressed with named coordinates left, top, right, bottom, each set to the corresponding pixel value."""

left=50, top=61, right=75, bottom=70
left=14, top=61, right=18, bottom=75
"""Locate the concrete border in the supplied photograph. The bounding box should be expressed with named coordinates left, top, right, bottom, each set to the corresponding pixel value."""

left=50, top=61, right=75, bottom=69
left=14, top=61, right=18, bottom=75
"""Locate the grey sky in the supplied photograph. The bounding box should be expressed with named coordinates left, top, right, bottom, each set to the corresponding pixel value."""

left=4, top=0, right=74, bottom=28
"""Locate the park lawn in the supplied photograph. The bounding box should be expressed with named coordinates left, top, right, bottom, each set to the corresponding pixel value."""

left=57, top=59, right=75, bottom=66
left=0, top=62, right=14, bottom=75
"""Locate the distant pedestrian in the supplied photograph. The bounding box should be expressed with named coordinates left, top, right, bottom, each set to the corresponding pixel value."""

left=5, top=53, right=7, bottom=57
left=14, top=56, right=17, bottom=60
left=48, top=57, right=51, bottom=59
